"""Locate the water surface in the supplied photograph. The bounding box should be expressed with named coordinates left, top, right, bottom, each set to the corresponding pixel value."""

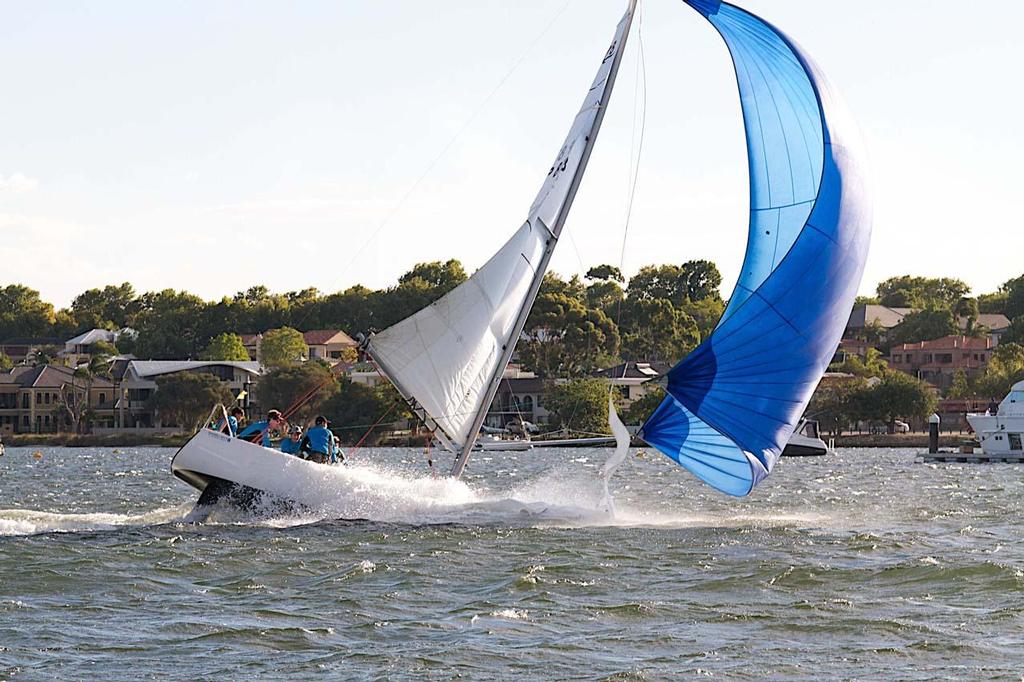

left=1, top=446, right=1021, bottom=680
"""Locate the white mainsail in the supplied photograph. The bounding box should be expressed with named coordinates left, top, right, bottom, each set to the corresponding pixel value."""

left=365, top=1, right=638, bottom=477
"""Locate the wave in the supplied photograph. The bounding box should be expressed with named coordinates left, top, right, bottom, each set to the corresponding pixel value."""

left=0, top=505, right=191, bottom=537
left=1, top=460, right=832, bottom=536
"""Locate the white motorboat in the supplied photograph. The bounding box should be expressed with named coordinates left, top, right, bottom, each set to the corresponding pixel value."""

left=782, top=420, right=830, bottom=458
left=967, top=381, right=1024, bottom=456
left=475, top=435, right=534, bottom=452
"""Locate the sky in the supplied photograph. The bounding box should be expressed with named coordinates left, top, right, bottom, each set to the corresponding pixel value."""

left=1, top=0, right=1022, bottom=309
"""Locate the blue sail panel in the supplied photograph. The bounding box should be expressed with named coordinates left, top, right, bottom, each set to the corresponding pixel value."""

left=641, top=1, right=872, bottom=497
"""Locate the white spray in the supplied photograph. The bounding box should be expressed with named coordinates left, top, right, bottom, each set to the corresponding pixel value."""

left=599, top=396, right=631, bottom=516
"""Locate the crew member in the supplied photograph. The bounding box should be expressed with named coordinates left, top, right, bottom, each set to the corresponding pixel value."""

left=238, top=409, right=285, bottom=448
left=299, top=416, right=338, bottom=464
left=281, top=426, right=304, bottom=456
left=215, top=406, right=245, bottom=437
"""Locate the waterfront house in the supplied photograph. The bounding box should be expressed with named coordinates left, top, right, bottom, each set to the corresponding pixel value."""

left=239, top=329, right=357, bottom=367
left=0, top=337, right=64, bottom=365
left=888, top=336, right=995, bottom=390
left=0, top=364, right=116, bottom=434
left=110, top=360, right=264, bottom=430
left=592, top=361, right=671, bottom=403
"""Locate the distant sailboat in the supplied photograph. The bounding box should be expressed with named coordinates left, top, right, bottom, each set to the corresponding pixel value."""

left=170, top=1, right=639, bottom=506
left=639, top=0, right=872, bottom=496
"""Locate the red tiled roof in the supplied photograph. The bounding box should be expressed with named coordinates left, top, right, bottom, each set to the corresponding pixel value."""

left=891, top=336, right=994, bottom=352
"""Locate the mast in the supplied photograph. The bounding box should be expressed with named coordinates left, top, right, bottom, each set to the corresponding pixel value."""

left=450, top=0, right=639, bottom=478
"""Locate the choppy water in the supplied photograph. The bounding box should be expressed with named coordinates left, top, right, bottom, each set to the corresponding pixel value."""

left=0, top=446, right=1022, bottom=680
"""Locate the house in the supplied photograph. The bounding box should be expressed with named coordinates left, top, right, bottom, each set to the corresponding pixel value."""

left=239, top=329, right=357, bottom=366
left=489, top=377, right=553, bottom=429
left=0, top=337, right=64, bottom=365
left=592, top=361, right=670, bottom=403
left=113, top=360, right=264, bottom=429
left=0, top=364, right=116, bottom=434
left=888, top=336, right=995, bottom=390
left=62, top=328, right=121, bottom=366
left=845, top=305, right=912, bottom=338
left=961, top=314, right=1012, bottom=344
left=303, top=330, right=358, bottom=365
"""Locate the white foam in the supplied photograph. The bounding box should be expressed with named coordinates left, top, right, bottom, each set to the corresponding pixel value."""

left=0, top=505, right=191, bottom=537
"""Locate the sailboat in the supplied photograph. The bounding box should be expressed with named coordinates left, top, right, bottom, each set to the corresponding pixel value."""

left=171, top=0, right=869, bottom=509
left=170, top=1, right=640, bottom=508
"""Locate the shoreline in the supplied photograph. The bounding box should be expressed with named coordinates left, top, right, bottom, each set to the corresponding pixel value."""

left=2, top=432, right=975, bottom=449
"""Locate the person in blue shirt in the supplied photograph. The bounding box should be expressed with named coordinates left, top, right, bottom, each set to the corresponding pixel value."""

left=214, top=407, right=245, bottom=436
left=299, top=416, right=340, bottom=464
left=280, top=426, right=304, bottom=456
left=238, top=409, right=285, bottom=448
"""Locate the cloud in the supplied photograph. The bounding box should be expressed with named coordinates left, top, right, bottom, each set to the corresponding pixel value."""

left=0, top=173, right=39, bottom=194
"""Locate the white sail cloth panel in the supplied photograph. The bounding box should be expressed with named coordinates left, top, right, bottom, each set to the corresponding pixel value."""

left=367, top=5, right=636, bottom=453
left=530, top=10, right=634, bottom=232
left=367, top=220, right=548, bottom=450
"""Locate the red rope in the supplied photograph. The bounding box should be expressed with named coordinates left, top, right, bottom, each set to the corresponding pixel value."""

left=344, top=401, right=397, bottom=460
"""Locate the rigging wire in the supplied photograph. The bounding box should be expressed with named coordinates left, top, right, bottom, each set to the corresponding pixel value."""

left=611, top=0, right=648, bottom=393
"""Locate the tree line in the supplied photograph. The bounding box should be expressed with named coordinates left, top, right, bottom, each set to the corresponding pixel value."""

left=0, top=258, right=726, bottom=377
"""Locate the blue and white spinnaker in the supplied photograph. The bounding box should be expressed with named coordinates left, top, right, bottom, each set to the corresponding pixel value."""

left=640, top=0, right=872, bottom=496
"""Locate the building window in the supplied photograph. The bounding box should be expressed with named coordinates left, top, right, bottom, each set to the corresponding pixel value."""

left=937, top=354, right=953, bottom=364
left=99, top=393, right=107, bottom=405
left=923, top=354, right=933, bottom=364
left=22, top=394, right=29, bottom=409
left=892, top=354, right=901, bottom=363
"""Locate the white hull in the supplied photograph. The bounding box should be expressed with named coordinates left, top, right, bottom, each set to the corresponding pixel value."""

left=782, top=432, right=829, bottom=457
left=171, top=429, right=340, bottom=508
left=966, top=414, right=1024, bottom=456
left=476, top=439, right=533, bottom=452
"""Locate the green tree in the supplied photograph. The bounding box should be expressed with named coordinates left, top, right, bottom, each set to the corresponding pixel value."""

left=258, top=362, right=339, bottom=424
left=624, top=385, right=666, bottom=426
left=876, top=276, right=970, bottom=309
left=147, top=372, right=234, bottom=430
left=1002, top=274, right=1024, bottom=320
left=543, top=378, right=612, bottom=435
left=977, top=290, right=1008, bottom=315
left=679, top=297, right=725, bottom=343
left=0, top=353, right=12, bottom=371
left=322, top=379, right=407, bottom=445
left=90, top=340, right=119, bottom=358
left=1002, top=316, right=1024, bottom=345
left=70, top=283, right=140, bottom=331
left=946, top=369, right=972, bottom=399
left=680, top=259, right=723, bottom=302
left=133, top=289, right=208, bottom=359
left=853, top=371, right=937, bottom=432
left=807, top=375, right=869, bottom=436
left=975, top=343, right=1024, bottom=399
left=887, top=308, right=959, bottom=347
left=260, top=327, right=308, bottom=369
left=585, top=280, right=625, bottom=317
left=954, top=297, right=980, bottom=336
left=832, top=348, right=887, bottom=378
left=586, top=264, right=625, bottom=283
left=398, top=259, right=467, bottom=293
left=31, top=345, right=63, bottom=367
left=619, top=298, right=700, bottom=363
left=200, top=333, right=251, bottom=361
left=0, top=285, right=56, bottom=340
left=519, top=293, right=619, bottom=378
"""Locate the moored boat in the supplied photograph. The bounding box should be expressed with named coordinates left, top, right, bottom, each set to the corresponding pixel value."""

left=966, top=381, right=1024, bottom=456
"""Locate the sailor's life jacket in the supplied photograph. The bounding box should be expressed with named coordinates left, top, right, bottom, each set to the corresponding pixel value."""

left=300, top=426, right=336, bottom=463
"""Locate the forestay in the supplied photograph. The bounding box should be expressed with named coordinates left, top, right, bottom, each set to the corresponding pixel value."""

left=366, top=2, right=638, bottom=473
left=640, top=0, right=872, bottom=496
